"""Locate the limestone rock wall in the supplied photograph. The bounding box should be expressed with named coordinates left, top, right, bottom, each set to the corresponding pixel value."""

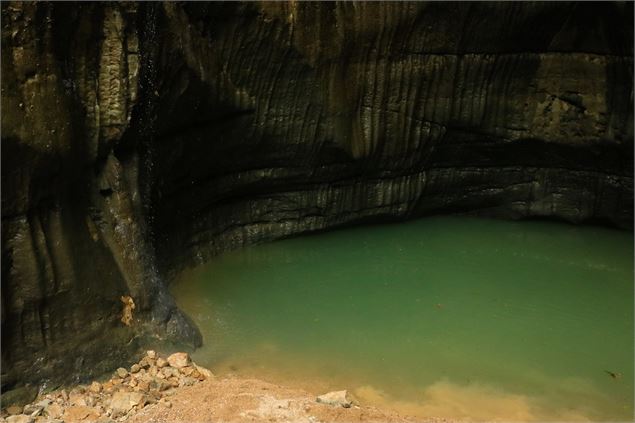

left=147, top=2, right=633, bottom=275
left=1, top=2, right=199, bottom=392
left=1, top=1, right=633, bottom=390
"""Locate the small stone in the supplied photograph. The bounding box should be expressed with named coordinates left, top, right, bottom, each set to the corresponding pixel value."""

left=179, top=376, right=197, bottom=387
left=156, top=358, right=168, bottom=368
left=101, top=381, right=114, bottom=394
left=163, top=367, right=181, bottom=378
left=136, top=380, right=150, bottom=392
left=130, top=364, right=140, bottom=373
left=129, top=378, right=138, bottom=388
left=146, top=350, right=157, bottom=359
left=116, top=368, right=128, bottom=379
left=194, top=364, right=214, bottom=379
left=7, top=405, right=23, bottom=415
left=89, top=381, right=102, bottom=393
left=111, top=378, right=123, bottom=386
left=22, top=404, right=43, bottom=417
left=167, top=352, right=190, bottom=369
left=60, top=390, right=69, bottom=401
left=44, top=403, right=63, bottom=419
left=63, top=406, right=100, bottom=421
left=163, top=401, right=172, bottom=409
left=69, top=391, right=87, bottom=406
left=162, top=380, right=173, bottom=391
left=85, top=396, right=95, bottom=407
left=179, top=366, right=194, bottom=376
left=316, top=390, right=353, bottom=408
left=34, top=399, right=51, bottom=409
left=6, top=415, right=33, bottom=423
left=145, top=393, right=160, bottom=405
left=110, top=392, right=146, bottom=417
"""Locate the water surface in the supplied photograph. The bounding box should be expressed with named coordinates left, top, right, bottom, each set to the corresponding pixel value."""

left=172, top=217, right=634, bottom=421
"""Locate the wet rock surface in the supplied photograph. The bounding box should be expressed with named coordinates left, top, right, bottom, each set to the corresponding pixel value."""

left=1, top=0, right=633, bottom=393
left=0, top=351, right=213, bottom=423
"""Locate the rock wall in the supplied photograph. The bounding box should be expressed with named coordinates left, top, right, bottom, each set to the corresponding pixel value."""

left=1, top=1, right=633, bottom=392
left=148, top=2, right=633, bottom=275
left=1, top=2, right=200, bottom=394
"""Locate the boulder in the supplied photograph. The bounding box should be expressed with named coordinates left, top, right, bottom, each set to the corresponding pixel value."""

left=167, top=352, right=190, bottom=368
left=156, top=358, right=168, bottom=368
left=316, top=390, right=353, bottom=408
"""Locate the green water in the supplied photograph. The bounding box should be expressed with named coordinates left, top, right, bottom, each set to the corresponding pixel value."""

left=172, top=217, right=634, bottom=422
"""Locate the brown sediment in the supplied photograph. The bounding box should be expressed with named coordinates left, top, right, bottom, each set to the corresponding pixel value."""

left=128, top=375, right=435, bottom=423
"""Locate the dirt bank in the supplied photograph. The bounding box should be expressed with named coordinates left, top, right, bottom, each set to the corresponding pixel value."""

left=128, top=375, right=447, bottom=423
left=1, top=351, right=450, bottom=423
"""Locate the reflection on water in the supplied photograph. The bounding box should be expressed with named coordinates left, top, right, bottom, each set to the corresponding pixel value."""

left=172, top=217, right=634, bottom=422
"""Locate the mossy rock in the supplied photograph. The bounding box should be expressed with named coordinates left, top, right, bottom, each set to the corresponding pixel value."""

left=1, top=384, right=38, bottom=408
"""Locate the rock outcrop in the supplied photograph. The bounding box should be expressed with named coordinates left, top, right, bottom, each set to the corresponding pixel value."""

left=1, top=1, right=633, bottom=392
left=1, top=2, right=201, bottom=394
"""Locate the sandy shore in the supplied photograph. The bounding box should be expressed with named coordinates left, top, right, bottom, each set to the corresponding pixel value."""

left=128, top=375, right=445, bottom=423
left=2, top=351, right=450, bottom=423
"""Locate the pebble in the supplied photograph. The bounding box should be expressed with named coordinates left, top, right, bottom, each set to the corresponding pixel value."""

left=21, top=403, right=43, bottom=417
left=167, top=352, right=190, bottom=369
left=1, top=352, right=213, bottom=422
left=110, top=391, right=146, bottom=417
left=44, top=403, right=63, bottom=419
left=63, top=405, right=100, bottom=421
left=6, top=405, right=22, bottom=415
left=6, top=415, right=33, bottom=423
left=116, top=368, right=128, bottom=379
left=316, top=390, right=353, bottom=408
left=89, top=381, right=102, bottom=393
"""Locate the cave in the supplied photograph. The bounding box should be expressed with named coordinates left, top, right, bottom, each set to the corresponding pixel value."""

left=1, top=1, right=633, bottom=422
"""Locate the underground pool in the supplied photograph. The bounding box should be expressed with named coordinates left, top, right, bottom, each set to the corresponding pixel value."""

left=171, top=216, right=634, bottom=421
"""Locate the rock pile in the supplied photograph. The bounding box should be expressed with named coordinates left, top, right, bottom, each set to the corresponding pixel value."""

left=1, top=351, right=213, bottom=423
